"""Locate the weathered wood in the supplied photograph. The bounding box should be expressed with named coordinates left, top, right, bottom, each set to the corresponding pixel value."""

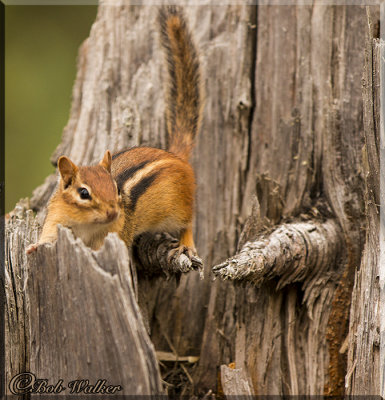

left=318, top=7, right=371, bottom=394
left=25, top=224, right=164, bottom=395
left=346, top=9, right=382, bottom=394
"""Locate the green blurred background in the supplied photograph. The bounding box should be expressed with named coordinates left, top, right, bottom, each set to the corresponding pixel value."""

left=5, top=6, right=97, bottom=212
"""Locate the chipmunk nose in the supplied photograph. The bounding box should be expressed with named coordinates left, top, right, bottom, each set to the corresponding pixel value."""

left=106, top=208, right=118, bottom=222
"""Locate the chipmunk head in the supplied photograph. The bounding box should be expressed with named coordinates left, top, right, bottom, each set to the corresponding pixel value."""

left=57, top=150, right=122, bottom=226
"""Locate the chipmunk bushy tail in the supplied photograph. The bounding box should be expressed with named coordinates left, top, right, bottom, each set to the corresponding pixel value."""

left=158, top=6, right=203, bottom=160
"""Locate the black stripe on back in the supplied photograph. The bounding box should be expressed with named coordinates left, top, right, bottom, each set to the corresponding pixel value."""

left=112, top=147, right=137, bottom=161
left=130, top=171, right=161, bottom=210
left=116, top=160, right=150, bottom=190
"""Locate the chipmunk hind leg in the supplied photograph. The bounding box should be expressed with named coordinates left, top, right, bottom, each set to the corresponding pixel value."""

left=168, top=224, right=197, bottom=260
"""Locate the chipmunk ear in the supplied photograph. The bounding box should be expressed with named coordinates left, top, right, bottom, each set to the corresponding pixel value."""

left=99, top=150, right=112, bottom=173
left=58, top=156, right=78, bottom=188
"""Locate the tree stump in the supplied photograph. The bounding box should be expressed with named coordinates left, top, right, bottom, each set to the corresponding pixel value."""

left=5, top=3, right=382, bottom=397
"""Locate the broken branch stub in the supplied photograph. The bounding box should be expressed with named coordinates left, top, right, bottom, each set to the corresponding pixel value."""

left=213, top=219, right=343, bottom=290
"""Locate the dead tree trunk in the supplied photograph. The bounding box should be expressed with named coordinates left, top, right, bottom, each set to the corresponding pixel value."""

left=5, top=2, right=381, bottom=397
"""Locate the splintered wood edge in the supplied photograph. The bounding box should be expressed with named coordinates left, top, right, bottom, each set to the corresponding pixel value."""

left=26, top=225, right=164, bottom=394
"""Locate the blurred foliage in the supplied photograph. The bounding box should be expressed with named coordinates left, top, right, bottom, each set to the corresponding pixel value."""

left=5, top=6, right=97, bottom=212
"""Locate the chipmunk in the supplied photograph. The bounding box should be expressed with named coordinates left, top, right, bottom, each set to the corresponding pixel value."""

left=27, top=6, right=203, bottom=257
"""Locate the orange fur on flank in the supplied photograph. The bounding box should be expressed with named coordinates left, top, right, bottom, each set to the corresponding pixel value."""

left=28, top=6, right=202, bottom=257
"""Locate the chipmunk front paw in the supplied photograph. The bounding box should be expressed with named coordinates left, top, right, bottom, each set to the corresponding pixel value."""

left=26, top=243, right=39, bottom=255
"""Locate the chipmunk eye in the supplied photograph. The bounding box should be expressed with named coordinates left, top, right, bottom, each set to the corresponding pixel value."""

left=78, top=187, right=91, bottom=200
left=117, top=187, right=121, bottom=196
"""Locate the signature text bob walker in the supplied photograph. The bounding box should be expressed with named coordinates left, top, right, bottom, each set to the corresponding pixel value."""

left=9, top=372, right=123, bottom=395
